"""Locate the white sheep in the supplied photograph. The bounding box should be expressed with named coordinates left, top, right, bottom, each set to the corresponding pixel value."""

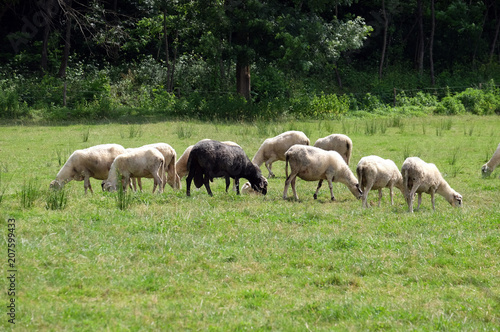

left=313, top=134, right=353, bottom=165
left=253, top=130, right=310, bottom=178
left=356, top=155, right=404, bottom=208
left=50, top=144, right=126, bottom=194
left=103, top=147, right=165, bottom=193
left=481, top=143, right=500, bottom=177
left=131, top=143, right=180, bottom=191
left=401, top=157, right=463, bottom=212
left=283, top=145, right=362, bottom=201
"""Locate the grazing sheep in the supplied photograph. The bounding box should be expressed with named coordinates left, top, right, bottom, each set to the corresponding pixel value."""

left=134, top=143, right=180, bottom=190
left=186, top=140, right=268, bottom=196
left=176, top=140, right=241, bottom=179
left=252, top=131, right=310, bottom=178
left=103, top=147, right=165, bottom=193
left=50, top=144, right=126, bottom=194
left=401, top=157, right=463, bottom=212
left=283, top=145, right=362, bottom=201
left=356, top=155, right=404, bottom=208
left=481, top=143, right=500, bottom=177
left=313, top=134, right=353, bottom=165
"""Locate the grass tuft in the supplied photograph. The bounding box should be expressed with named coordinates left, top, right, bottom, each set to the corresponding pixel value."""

left=20, top=178, right=41, bottom=208
left=45, top=187, right=68, bottom=210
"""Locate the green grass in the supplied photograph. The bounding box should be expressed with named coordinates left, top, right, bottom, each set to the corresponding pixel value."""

left=0, top=116, right=499, bottom=330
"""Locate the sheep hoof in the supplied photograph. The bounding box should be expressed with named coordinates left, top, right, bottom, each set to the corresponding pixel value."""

left=313, top=194, right=317, bottom=200
left=331, top=197, right=336, bottom=201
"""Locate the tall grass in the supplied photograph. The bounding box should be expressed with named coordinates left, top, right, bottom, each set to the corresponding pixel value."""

left=115, top=175, right=133, bottom=210
left=45, top=187, right=68, bottom=210
left=20, top=178, right=41, bottom=208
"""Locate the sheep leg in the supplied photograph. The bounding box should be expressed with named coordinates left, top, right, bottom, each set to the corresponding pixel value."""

left=84, top=175, right=93, bottom=194
left=407, top=179, right=422, bottom=213
left=186, top=174, right=193, bottom=196
left=152, top=168, right=163, bottom=194
left=203, top=175, right=213, bottom=197
left=225, top=177, right=231, bottom=192
left=137, top=178, right=143, bottom=191
left=283, top=172, right=298, bottom=199
left=235, top=178, right=240, bottom=195
left=291, top=176, right=298, bottom=200
left=327, top=178, right=335, bottom=201
left=265, top=158, right=277, bottom=178
left=430, top=190, right=435, bottom=211
left=378, top=189, right=383, bottom=207
left=389, top=186, right=394, bottom=205
left=313, top=180, right=323, bottom=200
left=417, top=193, right=422, bottom=210
left=362, top=182, right=374, bottom=208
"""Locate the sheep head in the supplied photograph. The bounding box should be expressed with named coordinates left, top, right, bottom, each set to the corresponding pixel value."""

left=49, top=179, right=63, bottom=190
left=250, top=176, right=268, bottom=195
left=451, top=192, right=463, bottom=207
left=481, top=164, right=492, bottom=178
left=102, top=181, right=117, bottom=192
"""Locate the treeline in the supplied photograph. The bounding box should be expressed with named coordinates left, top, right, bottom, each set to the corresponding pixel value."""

left=1, top=0, right=500, bottom=121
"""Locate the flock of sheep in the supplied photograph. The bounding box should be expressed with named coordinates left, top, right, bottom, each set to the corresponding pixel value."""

left=50, top=130, right=500, bottom=212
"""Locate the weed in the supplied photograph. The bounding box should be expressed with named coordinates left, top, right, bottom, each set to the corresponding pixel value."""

left=448, top=147, right=460, bottom=166
left=365, top=120, right=377, bottom=135
left=46, top=187, right=67, bottom=210
left=128, top=124, right=143, bottom=138
left=0, top=172, right=7, bottom=205
left=20, top=178, right=41, bottom=208
left=176, top=125, right=193, bottom=139
left=440, top=118, right=453, bottom=131
left=82, top=127, right=90, bottom=142
left=115, top=175, right=133, bottom=210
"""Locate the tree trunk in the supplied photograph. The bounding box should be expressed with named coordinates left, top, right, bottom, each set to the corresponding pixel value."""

left=379, top=0, right=388, bottom=80
left=58, top=0, right=73, bottom=78
left=41, top=23, right=50, bottom=72
left=236, top=61, right=251, bottom=101
left=490, top=5, right=500, bottom=63
left=417, top=0, right=424, bottom=76
left=163, top=9, right=172, bottom=92
left=429, top=0, right=435, bottom=85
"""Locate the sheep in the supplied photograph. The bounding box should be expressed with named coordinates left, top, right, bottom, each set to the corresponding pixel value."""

left=103, top=147, right=165, bottom=193
left=313, top=134, right=353, bottom=165
left=283, top=145, right=362, bottom=201
left=176, top=140, right=241, bottom=179
left=186, top=140, right=268, bottom=196
left=481, top=143, right=500, bottom=177
left=401, top=157, right=463, bottom=212
left=131, top=143, right=180, bottom=191
left=252, top=130, right=310, bottom=178
left=356, top=155, right=404, bottom=208
left=50, top=144, right=126, bottom=194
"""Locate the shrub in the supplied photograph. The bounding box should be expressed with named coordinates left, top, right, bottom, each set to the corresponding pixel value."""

left=434, top=95, right=466, bottom=115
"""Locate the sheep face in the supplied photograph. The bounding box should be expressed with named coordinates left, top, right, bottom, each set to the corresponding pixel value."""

left=451, top=192, right=463, bottom=207
left=49, top=180, right=63, bottom=190
left=102, top=181, right=117, bottom=192
left=250, top=176, right=268, bottom=195
left=481, top=164, right=492, bottom=177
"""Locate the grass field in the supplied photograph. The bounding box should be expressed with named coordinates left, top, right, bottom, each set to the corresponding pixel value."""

left=0, top=115, right=499, bottom=330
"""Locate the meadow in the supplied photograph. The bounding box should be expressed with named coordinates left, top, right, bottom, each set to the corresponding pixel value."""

left=0, top=115, right=499, bottom=331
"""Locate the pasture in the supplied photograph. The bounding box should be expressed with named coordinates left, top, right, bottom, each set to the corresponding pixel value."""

left=0, top=116, right=499, bottom=330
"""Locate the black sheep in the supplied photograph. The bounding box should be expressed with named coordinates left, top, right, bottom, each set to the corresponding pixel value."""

left=186, top=140, right=268, bottom=196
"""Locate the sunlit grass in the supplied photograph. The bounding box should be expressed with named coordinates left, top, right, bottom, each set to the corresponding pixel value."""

left=0, top=116, right=499, bottom=330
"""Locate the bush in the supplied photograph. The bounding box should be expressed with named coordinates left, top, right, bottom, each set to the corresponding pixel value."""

left=434, top=95, right=466, bottom=115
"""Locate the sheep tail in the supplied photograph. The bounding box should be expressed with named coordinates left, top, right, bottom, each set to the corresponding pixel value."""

left=346, top=141, right=351, bottom=165
left=356, top=165, right=363, bottom=188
